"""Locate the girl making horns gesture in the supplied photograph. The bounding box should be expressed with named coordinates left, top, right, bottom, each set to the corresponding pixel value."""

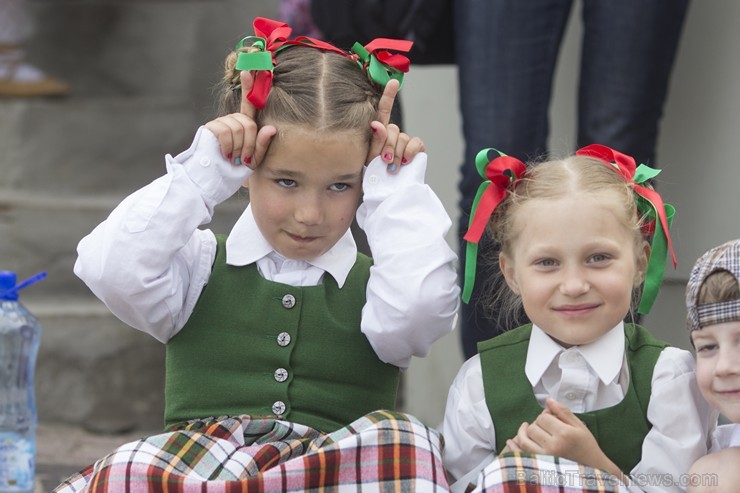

left=443, top=146, right=715, bottom=492
left=57, top=17, right=458, bottom=492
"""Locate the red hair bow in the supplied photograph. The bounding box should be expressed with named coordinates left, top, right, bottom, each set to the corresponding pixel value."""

left=351, top=38, right=413, bottom=89
left=462, top=148, right=527, bottom=303
left=576, top=144, right=677, bottom=314
left=234, top=17, right=352, bottom=109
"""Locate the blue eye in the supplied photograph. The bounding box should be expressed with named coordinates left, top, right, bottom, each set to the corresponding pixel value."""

left=330, top=183, right=350, bottom=192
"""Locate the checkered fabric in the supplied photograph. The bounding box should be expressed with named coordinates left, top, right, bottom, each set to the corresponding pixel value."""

left=53, top=410, right=449, bottom=492
left=468, top=453, right=620, bottom=493
left=686, top=239, right=740, bottom=332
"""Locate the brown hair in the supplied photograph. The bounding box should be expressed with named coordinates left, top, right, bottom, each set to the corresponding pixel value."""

left=697, top=270, right=740, bottom=305
left=481, top=154, right=649, bottom=326
left=217, top=45, right=380, bottom=141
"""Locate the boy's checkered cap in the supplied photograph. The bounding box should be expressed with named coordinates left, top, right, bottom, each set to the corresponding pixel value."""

left=686, top=239, right=740, bottom=332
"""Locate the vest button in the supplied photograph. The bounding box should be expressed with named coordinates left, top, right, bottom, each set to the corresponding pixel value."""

left=272, top=400, right=286, bottom=415
left=281, top=294, right=296, bottom=309
left=277, top=332, right=291, bottom=347
left=274, top=368, right=288, bottom=382
left=565, top=392, right=578, bottom=401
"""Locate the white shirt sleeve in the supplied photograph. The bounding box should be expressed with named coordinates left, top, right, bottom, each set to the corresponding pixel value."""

left=627, top=347, right=717, bottom=493
left=74, top=127, right=252, bottom=342
left=356, top=153, right=460, bottom=368
left=440, top=355, right=498, bottom=487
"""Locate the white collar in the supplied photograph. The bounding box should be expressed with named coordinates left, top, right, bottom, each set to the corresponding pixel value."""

left=224, top=204, right=358, bottom=288
left=525, top=322, right=625, bottom=387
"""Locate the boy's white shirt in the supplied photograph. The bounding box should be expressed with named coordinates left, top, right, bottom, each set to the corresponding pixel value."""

left=710, top=423, right=740, bottom=452
left=442, top=323, right=718, bottom=493
left=74, top=126, right=459, bottom=368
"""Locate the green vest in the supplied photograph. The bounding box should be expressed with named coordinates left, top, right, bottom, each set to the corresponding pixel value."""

left=164, top=235, right=400, bottom=432
left=479, top=323, right=667, bottom=474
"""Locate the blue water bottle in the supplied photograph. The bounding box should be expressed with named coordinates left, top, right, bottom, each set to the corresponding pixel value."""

left=0, top=271, right=45, bottom=493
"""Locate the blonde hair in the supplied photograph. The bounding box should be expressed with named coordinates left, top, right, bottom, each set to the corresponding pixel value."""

left=217, top=45, right=380, bottom=141
left=482, top=155, right=649, bottom=326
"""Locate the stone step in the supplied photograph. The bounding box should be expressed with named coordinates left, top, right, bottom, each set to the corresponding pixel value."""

left=0, top=188, right=245, bottom=298
left=0, top=97, right=202, bottom=194
left=24, top=298, right=166, bottom=433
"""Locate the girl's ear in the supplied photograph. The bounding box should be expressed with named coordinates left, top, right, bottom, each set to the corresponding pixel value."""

left=499, top=253, right=520, bottom=295
left=635, top=240, right=651, bottom=286
left=242, top=176, right=250, bottom=188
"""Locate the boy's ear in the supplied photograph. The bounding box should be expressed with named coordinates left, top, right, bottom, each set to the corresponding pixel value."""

left=499, top=253, right=520, bottom=295
left=635, top=240, right=651, bottom=286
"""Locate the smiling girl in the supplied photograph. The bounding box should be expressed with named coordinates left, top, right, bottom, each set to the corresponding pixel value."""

left=442, top=145, right=715, bottom=492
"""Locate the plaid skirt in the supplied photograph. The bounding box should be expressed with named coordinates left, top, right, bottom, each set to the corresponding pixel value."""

left=53, top=410, right=449, bottom=492
left=468, top=453, right=620, bottom=493
left=53, top=411, right=621, bottom=493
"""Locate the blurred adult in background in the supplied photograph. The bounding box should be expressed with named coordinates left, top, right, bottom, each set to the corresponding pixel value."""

left=0, top=0, right=69, bottom=97
left=456, top=0, right=691, bottom=359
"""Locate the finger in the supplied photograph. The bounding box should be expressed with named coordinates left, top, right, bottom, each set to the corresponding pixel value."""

left=392, top=132, right=410, bottom=169
left=223, top=112, right=257, bottom=166
left=506, top=439, right=522, bottom=453
left=515, top=422, right=544, bottom=454
left=382, top=123, right=400, bottom=171
left=375, top=79, right=399, bottom=127
left=239, top=70, right=259, bottom=120
left=400, top=136, right=425, bottom=165
left=218, top=113, right=261, bottom=166
left=533, top=412, right=563, bottom=436
left=545, top=398, right=581, bottom=426
left=204, top=120, right=234, bottom=160
left=219, top=115, right=249, bottom=165
left=251, top=124, right=277, bottom=168
left=366, top=121, right=387, bottom=164
left=523, top=422, right=553, bottom=450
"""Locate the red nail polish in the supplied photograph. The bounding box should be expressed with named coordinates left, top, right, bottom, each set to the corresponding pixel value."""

left=245, top=156, right=252, bottom=164
left=383, top=152, right=393, bottom=162
left=401, top=157, right=408, bottom=164
left=227, top=153, right=233, bottom=160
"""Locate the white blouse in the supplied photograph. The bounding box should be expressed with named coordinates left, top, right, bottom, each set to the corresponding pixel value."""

left=442, top=324, right=717, bottom=493
left=74, top=126, right=460, bottom=368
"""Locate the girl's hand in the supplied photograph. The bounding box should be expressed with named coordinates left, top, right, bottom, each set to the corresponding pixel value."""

left=513, top=399, right=626, bottom=482
left=204, top=70, right=276, bottom=169
left=499, top=438, right=523, bottom=456
left=367, top=79, right=425, bottom=174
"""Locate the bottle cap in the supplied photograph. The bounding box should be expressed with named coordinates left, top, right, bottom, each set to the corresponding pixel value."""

left=0, top=271, right=17, bottom=300
left=0, top=271, right=46, bottom=300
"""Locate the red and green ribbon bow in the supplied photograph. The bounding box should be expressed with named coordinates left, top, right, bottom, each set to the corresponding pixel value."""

left=576, top=144, right=676, bottom=315
left=234, top=17, right=291, bottom=109
left=462, top=148, right=527, bottom=303
left=234, top=17, right=413, bottom=109
left=351, top=38, right=413, bottom=89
